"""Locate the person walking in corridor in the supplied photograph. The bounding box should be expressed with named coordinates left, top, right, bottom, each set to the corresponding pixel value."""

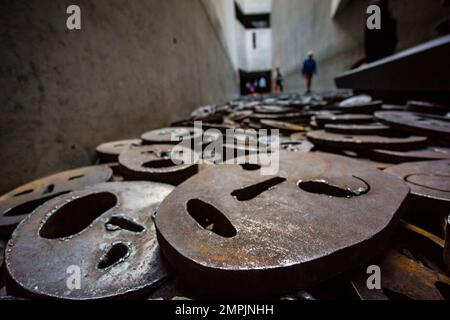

left=302, top=51, right=317, bottom=94
left=275, top=67, right=284, bottom=93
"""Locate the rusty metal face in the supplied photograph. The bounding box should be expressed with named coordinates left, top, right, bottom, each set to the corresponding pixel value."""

left=141, top=127, right=203, bottom=145
left=96, top=139, right=142, bottom=163
left=315, top=114, right=374, bottom=126
left=260, top=120, right=305, bottom=132
left=6, top=182, right=174, bottom=300
left=371, top=146, right=450, bottom=163
left=307, top=130, right=427, bottom=151
left=0, top=165, right=113, bottom=237
left=119, top=145, right=198, bottom=186
left=155, top=152, right=409, bottom=296
left=407, top=101, right=450, bottom=115
left=324, top=123, right=391, bottom=135
left=375, top=111, right=450, bottom=140
left=352, top=222, right=450, bottom=300
left=336, top=98, right=383, bottom=114
left=385, top=160, right=450, bottom=203
left=382, top=104, right=407, bottom=111
left=250, top=112, right=305, bottom=121
left=338, top=94, right=372, bottom=106
left=254, top=105, right=297, bottom=114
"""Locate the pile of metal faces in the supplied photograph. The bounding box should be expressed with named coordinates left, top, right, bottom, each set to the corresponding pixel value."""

left=0, top=91, right=449, bottom=300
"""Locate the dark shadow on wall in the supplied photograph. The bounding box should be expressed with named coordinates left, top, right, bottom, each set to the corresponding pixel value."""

left=0, top=0, right=237, bottom=194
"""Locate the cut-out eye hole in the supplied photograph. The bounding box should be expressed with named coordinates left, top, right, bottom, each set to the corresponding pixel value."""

left=69, top=174, right=84, bottom=181
left=298, top=176, right=370, bottom=198
left=435, top=281, right=450, bottom=300
left=98, top=243, right=130, bottom=270
left=113, top=144, right=125, bottom=148
left=186, top=199, right=237, bottom=238
left=231, top=177, right=286, bottom=201
left=13, top=189, right=34, bottom=197
left=105, top=216, right=144, bottom=233
left=343, top=136, right=354, bottom=139
left=43, top=184, right=55, bottom=195
left=143, top=159, right=179, bottom=168
left=40, top=192, right=117, bottom=239
left=4, top=192, right=70, bottom=217
left=240, top=164, right=261, bottom=171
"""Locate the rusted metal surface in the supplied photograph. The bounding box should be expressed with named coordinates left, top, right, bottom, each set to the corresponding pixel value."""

left=0, top=165, right=113, bottom=238
left=155, top=152, right=409, bottom=296
left=385, top=160, right=450, bottom=203
left=375, top=111, right=450, bottom=140
left=351, top=222, right=450, bottom=300
left=260, top=120, right=306, bottom=132
left=96, top=139, right=142, bottom=163
left=324, top=123, right=391, bottom=135
left=370, top=146, right=450, bottom=163
left=315, top=114, right=374, bottom=127
left=407, top=101, right=450, bottom=115
left=6, top=182, right=174, bottom=300
left=119, top=145, right=198, bottom=186
left=307, top=130, right=427, bottom=151
left=334, top=95, right=383, bottom=114
left=254, top=105, right=298, bottom=114
left=141, top=127, right=203, bottom=145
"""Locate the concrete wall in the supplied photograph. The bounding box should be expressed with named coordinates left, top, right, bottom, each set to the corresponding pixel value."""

left=245, top=29, right=272, bottom=71
left=272, top=0, right=450, bottom=92
left=0, top=0, right=237, bottom=193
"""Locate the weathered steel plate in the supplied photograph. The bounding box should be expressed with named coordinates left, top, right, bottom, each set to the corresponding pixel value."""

left=155, top=152, right=409, bottom=296
left=335, top=97, right=383, bottom=114
left=254, top=105, right=298, bottom=114
left=0, top=165, right=113, bottom=237
left=315, top=114, right=374, bottom=126
left=6, top=182, right=174, bottom=300
left=375, top=111, right=450, bottom=140
left=307, top=130, right=427, bottom=151
left=96, top=139, right=142, bottom=163
left=370, top=146, right=450, bottom=163
left=351, top=222, right=450, bottom=300
left=324, top=123, right=391, bottom=135
left=119, top=145, right=198, bottom=186
left=385, top=160, right=450, bottom=203
left=260, top=120, right=306, bottom=132
left=407, top=101, right=450, bottom=115
left=141, top=127, right=203, bottom=145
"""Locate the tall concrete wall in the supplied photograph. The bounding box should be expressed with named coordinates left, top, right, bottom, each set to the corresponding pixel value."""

left=272, top=0, right=450, bottom=92
left=0, top=0, right=237, bottom=193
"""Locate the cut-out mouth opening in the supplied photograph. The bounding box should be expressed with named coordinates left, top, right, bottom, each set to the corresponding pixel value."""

left=98, top=243, right=130, bottom=269
left=143, top=159, right=180, bottom=168
left=240, top=163, right=261, bottom=171
left=4, top=192, right=70, bottom=217
left=298, top=176, right=370, bottom=198
left=231, top=177, right=286, bottom=201
left=39, top=192, right=118, bottom=239
left=186, top=199, right=237, bottom=238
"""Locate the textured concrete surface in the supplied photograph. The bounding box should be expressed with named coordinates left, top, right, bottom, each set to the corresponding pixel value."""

left=272, top=0, right=450, bottom=92
left=0, top=0, right=237, bottom=193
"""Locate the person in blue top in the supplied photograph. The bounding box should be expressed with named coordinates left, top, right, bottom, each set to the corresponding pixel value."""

left=302, top=51, right=317, bottom=94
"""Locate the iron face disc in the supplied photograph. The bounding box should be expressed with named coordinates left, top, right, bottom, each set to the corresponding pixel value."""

left=6, top=182, right=174, bottom=300
left=155, top=152, right=409, bottom=296
left=0, top=165, right=114, bottom=237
